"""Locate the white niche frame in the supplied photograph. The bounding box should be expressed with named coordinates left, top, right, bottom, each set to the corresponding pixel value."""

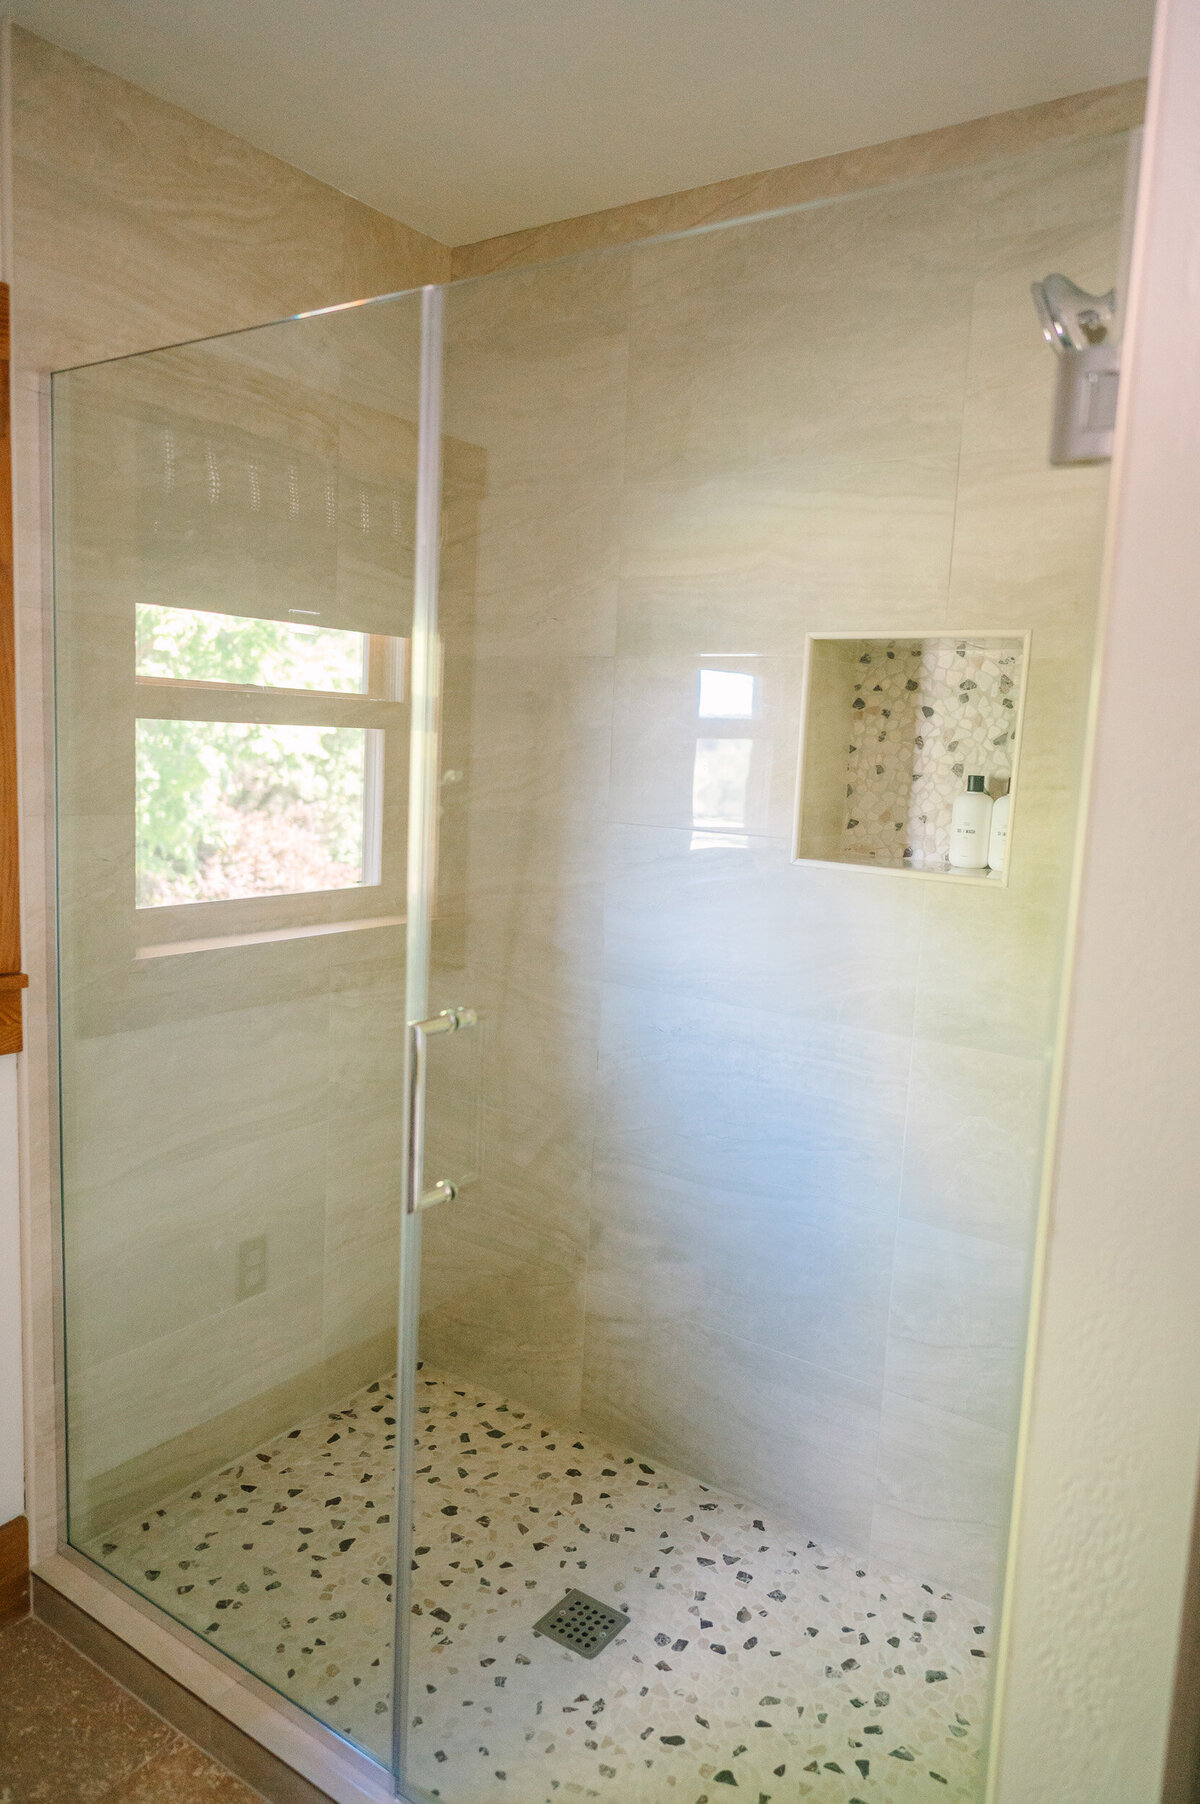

left=791, top=628, right=1032, bottom=886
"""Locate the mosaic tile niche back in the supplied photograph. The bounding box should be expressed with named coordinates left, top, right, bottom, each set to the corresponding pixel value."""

left=86, top=1366, right=993, bottom=1804
left=797, top=635, right=1025, bottom=873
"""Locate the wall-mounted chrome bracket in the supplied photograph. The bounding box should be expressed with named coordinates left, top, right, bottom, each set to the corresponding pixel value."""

left=1032, top=273, right=1121, bottom=464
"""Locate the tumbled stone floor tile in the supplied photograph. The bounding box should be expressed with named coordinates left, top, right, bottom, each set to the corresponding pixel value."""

left=86, top=1367, right=991, bottom=1801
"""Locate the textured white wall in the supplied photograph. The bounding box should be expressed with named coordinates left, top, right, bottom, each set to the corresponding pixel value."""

left=990, top=0, right=1200, bottom=1794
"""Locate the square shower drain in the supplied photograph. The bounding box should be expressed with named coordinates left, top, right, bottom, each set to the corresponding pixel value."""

left=532, top=1590, right=630, bottom=1658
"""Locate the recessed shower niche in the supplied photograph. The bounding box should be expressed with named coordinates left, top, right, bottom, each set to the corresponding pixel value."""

left=793, top=631, right=1030, bottom=879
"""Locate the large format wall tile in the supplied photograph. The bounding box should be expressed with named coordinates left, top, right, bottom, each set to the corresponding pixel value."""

left=322, top=1105, right=404, bottom=1353
left=607, top=654, right=804, bottom=841
left=423, top=133, right=1125, bottom=1614
left=596, top=983, right=912, bottom=1219
left=63, top=1117, right=328, bottom=1369
left=602, top=824, right=923, bottom=1036
left=68, top=1271, right=325, bottom=1485
left=62, top=998, right=332, bottom=1195
left=588, top=1155, right=895, bottom=1387
left=884, top=1219, right=1030, bottom=1432
left=418, top=1228, right=586, bottom=1425
left=871, top=1391, right=1013, bottom=1602
left=11, top=27, right=447, bottom=372
left=899, top=1039, right=1051, bottom=1247
left=582, top=1313, right=882, bottom=1554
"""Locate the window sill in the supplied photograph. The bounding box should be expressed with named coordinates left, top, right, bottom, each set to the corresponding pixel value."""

left=134, top=914, right=404, bottom=961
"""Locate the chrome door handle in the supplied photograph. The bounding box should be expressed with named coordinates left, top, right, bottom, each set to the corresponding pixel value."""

left=405, top=1007, right=478, bottom=1213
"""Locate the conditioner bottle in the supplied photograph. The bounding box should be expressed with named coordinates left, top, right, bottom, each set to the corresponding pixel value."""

left=949, top=774, right=992, bottom=871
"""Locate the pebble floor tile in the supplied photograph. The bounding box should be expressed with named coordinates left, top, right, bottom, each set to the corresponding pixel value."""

left=84, top=1367, right=993, bottom=1803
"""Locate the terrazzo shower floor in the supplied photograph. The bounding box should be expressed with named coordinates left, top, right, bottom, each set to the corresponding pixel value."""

left=84, top=1368, right=992, bottom=1803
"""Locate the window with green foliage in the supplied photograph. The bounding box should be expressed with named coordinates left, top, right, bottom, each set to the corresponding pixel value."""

left=134, top=606, right=388, bottom=909
left=136, top=604, right=369, bottom=693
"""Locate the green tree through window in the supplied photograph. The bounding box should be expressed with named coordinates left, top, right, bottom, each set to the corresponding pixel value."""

left=135, top=606, right=378, bottom=907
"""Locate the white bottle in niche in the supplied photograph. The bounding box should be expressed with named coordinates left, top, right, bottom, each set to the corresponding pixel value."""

left=949, top=774, right=992, bottom=870
left=988, top=782, right=1011, bottom=874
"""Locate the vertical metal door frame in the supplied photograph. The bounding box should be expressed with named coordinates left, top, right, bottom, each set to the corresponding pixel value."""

left=390, top=281, right=445, bottom=1795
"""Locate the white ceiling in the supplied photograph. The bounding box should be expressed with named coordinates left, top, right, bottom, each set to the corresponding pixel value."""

left=8, top=0, right=1155, bottom=244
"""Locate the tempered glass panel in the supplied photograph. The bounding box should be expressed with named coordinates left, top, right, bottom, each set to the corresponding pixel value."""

left=400, top=129, right=1135, bottom=1804
left=53, top=287, right=423, bottom=1769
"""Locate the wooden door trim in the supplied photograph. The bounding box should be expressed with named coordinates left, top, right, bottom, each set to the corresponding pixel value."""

left=0, top=282, right=25, bottom=1054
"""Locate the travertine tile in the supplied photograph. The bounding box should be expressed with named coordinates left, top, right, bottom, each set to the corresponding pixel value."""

left=418, top=1237, right=587, bottom=1423
left=62, top=1117, right=327, bottom=1368
left=607, top=653, right=804, bottom=840
left=0, top=1616, right=177, bottom=1802
left=63, top=999, right=332, bottom=1196
left=342, top=197, right=450, bottom=300
left=457, top=654, right=615, bottom=821
left=913, top=877, right=1064, bottom=1060
left=31, top=42, right=1133, bottom=1764
left=98, top=1738, right=263, bottom=1803
left=596, top=984, right=912, bottom=1223
left=582, top=1312, right=882, bottom=1554
left=67, top=1272, right=325, bottom=1505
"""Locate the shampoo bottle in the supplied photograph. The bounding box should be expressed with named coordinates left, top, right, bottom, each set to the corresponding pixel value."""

left=988, top=782, right=1010, bottom=873
left=949, top=774, right=992, bottom=870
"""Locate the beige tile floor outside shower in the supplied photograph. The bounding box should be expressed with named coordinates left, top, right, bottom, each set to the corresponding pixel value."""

left=86, top=1367, right=992, bottom=1803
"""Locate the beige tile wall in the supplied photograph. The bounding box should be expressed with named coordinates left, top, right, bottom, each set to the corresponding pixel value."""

left=10, top=29, right=448, bottom=371
left=10, top=26, right=447, bottom=1538
left=450, top=79, right=1144, bottom=279
left=418, top=128, right=1131, bottom=1605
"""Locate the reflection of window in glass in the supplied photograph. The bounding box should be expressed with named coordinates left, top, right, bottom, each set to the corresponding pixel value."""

left=135, top=720, right=382, bottom=907
left=691, top=664, right=765, bottom=849
left=136, top=604, right=370, bottom=693
left=692, top=738, right=754, bottom=831
left=698, top=668, right=755, bottom=718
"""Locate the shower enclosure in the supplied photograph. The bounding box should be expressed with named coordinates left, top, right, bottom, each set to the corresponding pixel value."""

left=50, top=128, right=1134, bottom=1803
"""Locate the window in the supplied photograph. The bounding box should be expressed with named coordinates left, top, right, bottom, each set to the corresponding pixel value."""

left=133, top=604, right=405, bottom=938
left=135, top=718, right=380, bottom=906
left=136, top=605, right=371, bottom=694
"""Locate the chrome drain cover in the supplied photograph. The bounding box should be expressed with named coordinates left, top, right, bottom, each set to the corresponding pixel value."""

left=533, top=1589, right=630, bottom=1658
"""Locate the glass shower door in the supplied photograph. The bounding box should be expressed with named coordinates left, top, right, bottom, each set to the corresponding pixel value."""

left=52, top=287, right=425, bottom=1771
left=49, top=123, right=1133, bottom=1804
left=396, top=129, right=1133, bottom=1804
